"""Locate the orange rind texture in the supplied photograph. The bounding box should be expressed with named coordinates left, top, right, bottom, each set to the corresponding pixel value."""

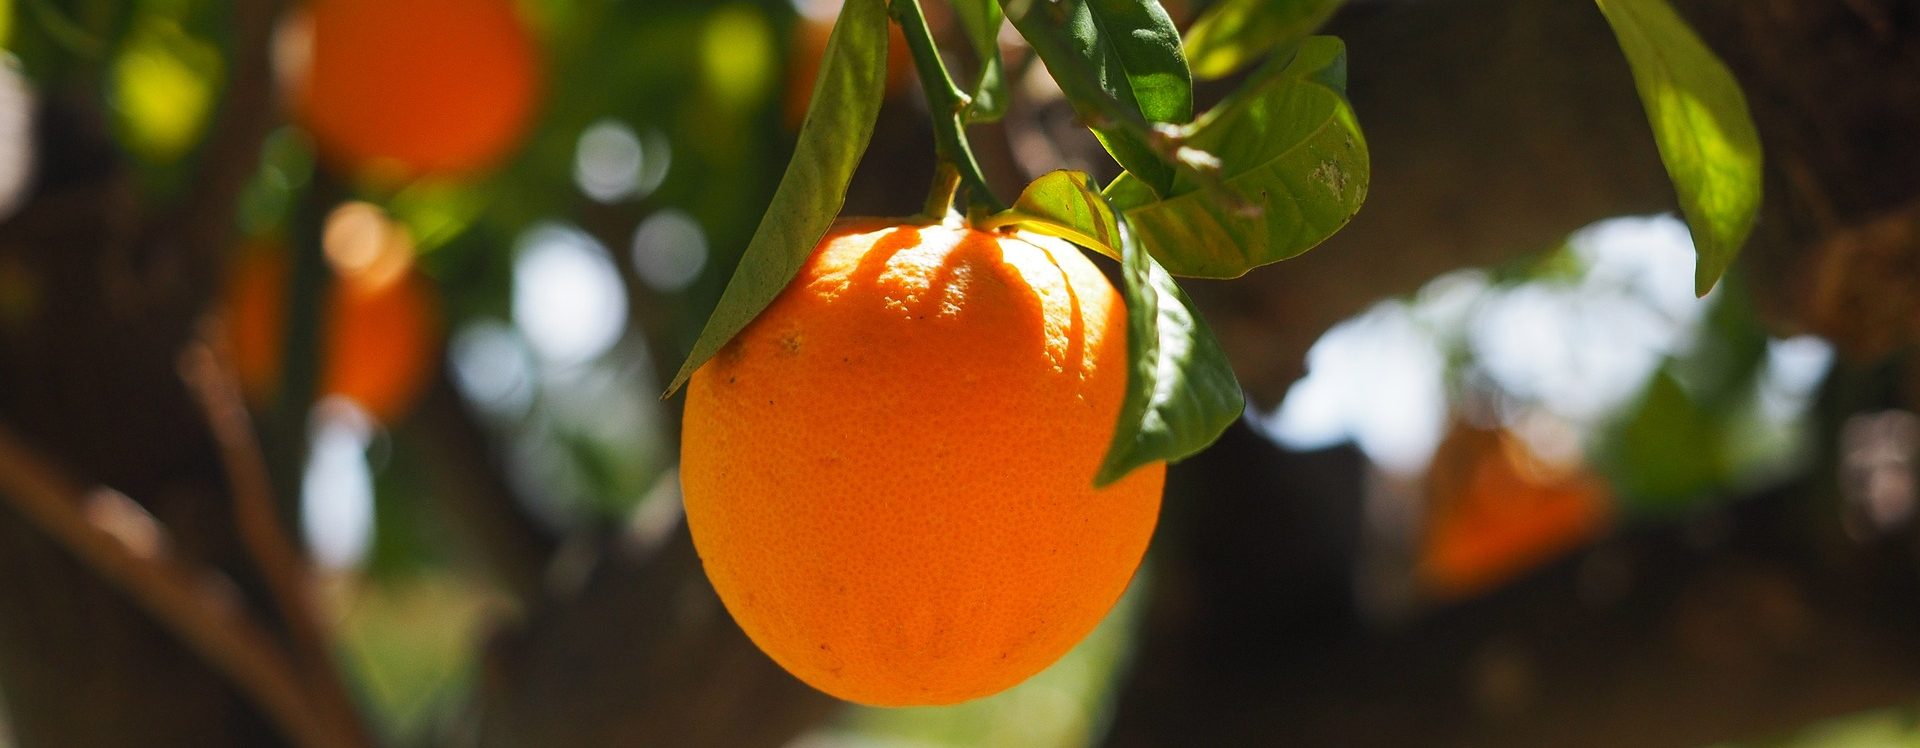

left=682, top=221, right=1164, bottom=706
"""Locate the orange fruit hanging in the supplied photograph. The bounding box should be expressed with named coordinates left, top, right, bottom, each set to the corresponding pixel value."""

left=225, top=203, right=441, bottom=423
left=289, top=0, right=542, bottom=177
left=681, top=220, right=1164, bottom=706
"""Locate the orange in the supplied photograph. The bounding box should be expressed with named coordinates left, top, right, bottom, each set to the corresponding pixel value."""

left=1418, top=424, right=1612, bottom=599
left=291, top=0, right=541, bottom=177
left=225, top=204, right=441, bottom=423
left=681, top=220, right=1164, bottom=706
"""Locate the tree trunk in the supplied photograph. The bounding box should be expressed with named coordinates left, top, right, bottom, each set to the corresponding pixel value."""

left=0, top=98, right=287, bottom=747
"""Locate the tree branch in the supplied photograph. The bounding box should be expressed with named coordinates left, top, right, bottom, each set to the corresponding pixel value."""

left=0, top=424, right=346, bottom=748
left=130, top=0, right=289, bottom=318
left=178, top=319, right=374, bottom=748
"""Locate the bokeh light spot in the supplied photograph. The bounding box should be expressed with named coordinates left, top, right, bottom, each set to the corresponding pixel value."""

left=574, top=119, right=643, bottom=203
left=450, top=321, right=537, bottom=417
left=0, top=62, right=31, bottom=223
left=512, top=222, right=628, bottom=368
left=630, top=209, right=707, bottom=292
left=302, top=399, right=375, bottom=570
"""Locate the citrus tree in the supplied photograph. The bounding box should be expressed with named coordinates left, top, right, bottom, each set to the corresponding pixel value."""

left=661, top=0, right=1756, bottom=709
left=12, top=0, right=1920, bottom=745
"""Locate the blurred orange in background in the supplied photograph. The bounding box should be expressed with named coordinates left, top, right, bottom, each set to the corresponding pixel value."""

left=288, top=0, right=543, bottom=178
left=783, top=0, right=915, bottom=130
left=1418, top=422, right=1613, bottom=599
left=225, top=202, right=441, bottom=423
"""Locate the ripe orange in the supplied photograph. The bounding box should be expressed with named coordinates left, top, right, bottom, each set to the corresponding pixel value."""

left=681, top=220, right=1164, bottom=706
left=291, top=0, right=542, bottom=177
left=225, top=204, right=440, bottom=423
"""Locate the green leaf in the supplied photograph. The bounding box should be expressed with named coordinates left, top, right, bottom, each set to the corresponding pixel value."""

left=951, top=0, right=1008, bottom=122
left=986, top=170, right=1123, bottom=261
left=1081, top=0, right=1192, bottom=125
left=1005, top=0, right=1192, bottom=195
left=664, top=0, right=888, bottom=394
left=1106, top=37, right=1368, bottom=278
left=1184, top=0, right=1343, bottom=80
left=1601, top=369, right=1729, bottom=512
left=1097, top=210, right=1244, bottom=486
left=987, top=170, right=1241, bottom=484
left=1596, top=0, right=1763, bottom=296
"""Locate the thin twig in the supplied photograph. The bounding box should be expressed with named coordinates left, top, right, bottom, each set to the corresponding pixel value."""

left=892, top=0, right=1007, bottom=218
left=180, top=318, right=375, bottom=748
left=134, top=0, right=290, bottom=314
left=0, top=425, right=336, bottom=748
left=266, top=174, right=346, bottom=524
left=172, top=0, right=286, bottom=238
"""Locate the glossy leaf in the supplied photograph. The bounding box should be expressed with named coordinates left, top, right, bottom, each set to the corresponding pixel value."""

left=1597, top=0, right=1763, bottom=296
left=987, top=170, right=1241, bottom=484
left=985, top=170, right=1123, bottom=261
left=1184, top=0, right=1343, bottom=80
left=951, top=0, right=1008, bottom=121
left=1107, top=36, right=1368, bottom=278
left=1083, top=0, right=1192, bottom=124
left=665, top=0, right=888, bottom=394
left=1096, top=210, right=1244, bottom=486
left=1005, top=0, right=1191, bottom=195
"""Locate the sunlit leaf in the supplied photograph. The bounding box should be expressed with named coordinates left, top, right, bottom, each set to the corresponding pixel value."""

left=1596, top=0, right=1763, bottom=296
left=1097, top=209, right=1243, bottom=486
left=1080, top=0, right=1191, bottom=125
left=985, top=170, right=1123, bottom=261
left=1006, top=0, right=1191, bottom=195
left=986, top=170, right=1240, bottom=484
left=665, top=0, right=888, bottom=394
left=951, top=0, right=1007, bottom=121
left=1184, top=0, right=1343, bottom=80
left=1106, top=36, right=1367, bottom=278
